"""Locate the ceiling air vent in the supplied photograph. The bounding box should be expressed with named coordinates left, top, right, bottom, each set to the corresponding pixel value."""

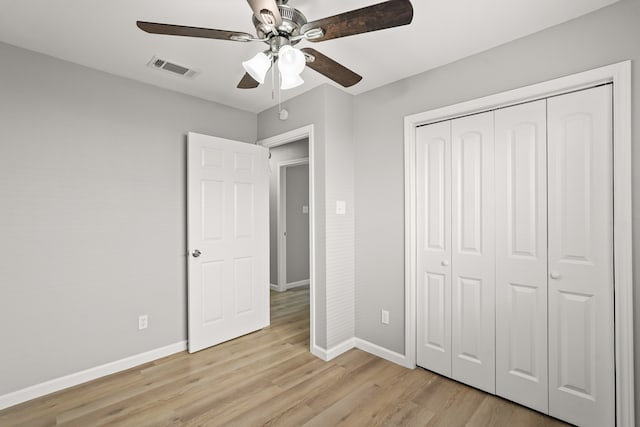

left=147, top=56, right=199, bottom=79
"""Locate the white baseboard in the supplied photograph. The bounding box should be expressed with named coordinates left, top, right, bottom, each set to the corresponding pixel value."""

left=311, top=338, right=410, bottom=368
left=0, top=341, right=187, bottom=411
left=311, top=338, right=355, bottom=361
left=311, top=345, right=329, bottom=361
left=270, top=283, right=284, bottom=292
left=326, top=338, right=356, bottom=360
left=354, top=338, right=412, bottom=368
left=285, top=279, right=310, bottom=290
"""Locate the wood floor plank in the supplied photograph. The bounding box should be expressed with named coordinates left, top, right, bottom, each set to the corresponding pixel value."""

left=224, top=365, right=348, bottom=427
left=0, top=286, right=570, bottom=427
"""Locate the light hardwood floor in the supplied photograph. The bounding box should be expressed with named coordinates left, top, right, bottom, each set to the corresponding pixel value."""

left=0, top=286, right=569, bottom=426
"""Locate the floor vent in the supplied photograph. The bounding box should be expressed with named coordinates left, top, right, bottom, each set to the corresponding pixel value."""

left=147, top=56, right=199, bottom=78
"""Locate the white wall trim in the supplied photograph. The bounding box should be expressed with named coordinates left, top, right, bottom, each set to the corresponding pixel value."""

left=310, top=337, right=413, bottom=368
left=277, top=157, right=310, bottom=292
left=0, top=341, right=187, bottom=411
left=286, top=279, right=310, bottom=290
left=310, top=345, right=328, bottom=361
left=257, top=125, right=318, bottom=358
left=312, top=338, right=356, bottom=361
left=404, top=60, right=633, bottom=427
left=270, top=283, right=284, bottom=292
left=354, top=338, right=412, bottom=368
left=259, top=125, right=312, bottom=148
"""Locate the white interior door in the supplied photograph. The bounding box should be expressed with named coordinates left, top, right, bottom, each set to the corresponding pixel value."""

left=451, top=112, right=495, bottom=394
left=547, top=85, right=614, bottom=427
left=416, top=121, right=452, bottom=376
left=494, top=100, right=549, bottom=412
left=187, top=132, right=269, bottom=353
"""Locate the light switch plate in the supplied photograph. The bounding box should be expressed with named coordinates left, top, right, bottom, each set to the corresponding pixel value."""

left=336, top=200, right=346, bottom=215
left=381, top=310, right=389, bottom=325
left=302, top=205, right=309, bottom=214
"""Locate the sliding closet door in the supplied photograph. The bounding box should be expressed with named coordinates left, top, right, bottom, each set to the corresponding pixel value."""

left=494, top=100, right=548, bottom=412
left=451, top=112, right=495, bottom=394
left=416, top=121, right=452, bottom=376
left=547, top=85, right=614, bottom=427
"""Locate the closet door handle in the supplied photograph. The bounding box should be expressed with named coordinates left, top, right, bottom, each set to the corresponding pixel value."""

left=550, top=272, right=561, bottom=280
left=441, top=260, right=449, bottom=267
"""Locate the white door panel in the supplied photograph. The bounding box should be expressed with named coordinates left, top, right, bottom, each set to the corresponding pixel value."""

left=188, top=132, right=269, bottom=353
left=494, top=100, right=548, bottom=412
left=416, top=121, right=452, bottom=376
left=547, top=85, right=614, bottom=427
left=414, top=86, right=614, bottom=426
left=451, top=112, right=495, bottom=394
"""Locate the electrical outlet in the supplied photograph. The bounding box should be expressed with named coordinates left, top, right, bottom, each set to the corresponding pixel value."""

left=138, top=314, right=148, bottom=330
left=381, top=310, right=390, bottom=325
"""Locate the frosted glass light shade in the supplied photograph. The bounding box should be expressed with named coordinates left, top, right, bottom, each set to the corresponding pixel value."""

left=280, top=72, right=304, bottom=90
left=242, top=52, right=271, bottom=85
left=278, top=45, right=305, bottom=76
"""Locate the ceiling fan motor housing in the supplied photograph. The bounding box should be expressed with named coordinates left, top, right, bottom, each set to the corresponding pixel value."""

left=253, top=4, right=307, bottom=44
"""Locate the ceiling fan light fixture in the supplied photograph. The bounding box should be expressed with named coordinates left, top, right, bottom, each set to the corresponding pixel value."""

left=280, top=72, right=304, bottom=90
left=242, top=51, right=272, bottom=85
left=277, top=45, right=305, bottom=76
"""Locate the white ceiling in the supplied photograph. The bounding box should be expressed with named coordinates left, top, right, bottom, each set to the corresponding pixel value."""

left=0, top=0, right=618, bottom=113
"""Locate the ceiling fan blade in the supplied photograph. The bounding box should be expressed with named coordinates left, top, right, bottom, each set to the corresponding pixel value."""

left=137, top=21, right=254, bottom=42
left=246, top=0, right=283, bottom=27
left=301, top=0, right=413, bottom=42
left=237, top=73, right=260, bottom=89
left=301, top=48, right=362, bottom=88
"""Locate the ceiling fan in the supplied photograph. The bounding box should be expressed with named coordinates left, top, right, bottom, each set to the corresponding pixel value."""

left=137, top=0, right=414, bottom=90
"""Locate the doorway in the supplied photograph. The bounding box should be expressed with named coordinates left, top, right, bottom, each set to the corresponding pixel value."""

left=258, top=125, right=317, bottom=355
left=276, top=158, right=310, bottom=292
left=266, top=138, right=309, bottom=292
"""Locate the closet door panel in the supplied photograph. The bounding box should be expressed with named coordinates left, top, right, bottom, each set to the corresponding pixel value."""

left=547, top=85, right=614, bottom=427
left=494, top=100, right=548, bottom=412
left=451, top=112, right=495, bottom=394
left=416, top=121, right=452, bottom=376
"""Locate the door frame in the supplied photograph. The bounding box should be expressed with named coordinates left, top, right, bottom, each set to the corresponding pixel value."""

left=275, top=158, right=310, bottom=292
left=258, top=125, right=317, bottom=354
left=404, top=61, right=633, bottom=426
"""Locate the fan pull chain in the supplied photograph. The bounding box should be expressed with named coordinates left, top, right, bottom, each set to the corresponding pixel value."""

left=271, top=61, right=275, bottom=100
left=278, top=70, right=282, bottom=114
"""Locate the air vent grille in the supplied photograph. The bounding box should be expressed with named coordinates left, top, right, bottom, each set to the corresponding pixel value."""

left=146, top=56, right=199, bottom=79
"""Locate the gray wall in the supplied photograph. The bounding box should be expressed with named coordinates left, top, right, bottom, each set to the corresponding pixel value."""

left=285, top=163, right=310, bottom=284
left=0, top=41, right=256, bottom=396
left=323, top=87, right=355, bottom=349
left=352, top=0, right=639, bottom=421
left=267, top=139, right=309, bottom=285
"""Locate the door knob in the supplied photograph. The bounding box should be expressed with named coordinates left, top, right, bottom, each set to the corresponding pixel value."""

left=192, top=249, right=202, bottom=258
left=441, top=260, right=450, bottom=267
left=550, top=272, right=561, bottom=280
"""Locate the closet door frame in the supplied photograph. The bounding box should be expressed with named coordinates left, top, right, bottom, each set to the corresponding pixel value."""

left=404, top=61, right=633, bottom=427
